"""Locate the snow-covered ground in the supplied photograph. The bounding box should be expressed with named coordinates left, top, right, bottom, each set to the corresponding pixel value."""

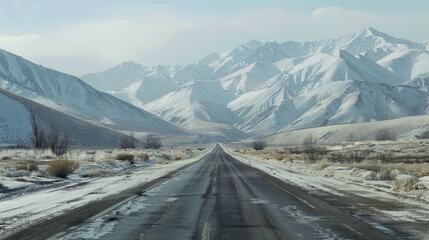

left=0, top=147, right=209, bottom=238
left=266, top=114, right=429, bottom=145
left=224, top=143, right=429, bottom=239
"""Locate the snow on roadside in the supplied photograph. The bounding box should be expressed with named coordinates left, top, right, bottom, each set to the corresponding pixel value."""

left=0, top=148, right=210, bottom=238
left=223, top=146, right=429, bottom=229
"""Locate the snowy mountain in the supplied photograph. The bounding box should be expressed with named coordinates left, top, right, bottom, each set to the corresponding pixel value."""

left=0, top=88, right=126, bottom=148
left=106, top=65, right=180, bottom=108
left=0, top=48, right=187, bottom=136
left=82, top=28, right=429, bottom=137
left=282, top=27, right=429, bottom=80
left=144, top=80, right=249, bottom=141
left=228, top=52, right=426, bottom=134
left=81, top=61, right=147, bottom=92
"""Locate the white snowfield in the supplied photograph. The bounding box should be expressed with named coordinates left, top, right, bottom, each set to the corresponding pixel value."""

left=266, top=114, right=429, bottom=145
left=81, top=27, right=429, bottom=139
left=0, top=149, right=209, bottom=238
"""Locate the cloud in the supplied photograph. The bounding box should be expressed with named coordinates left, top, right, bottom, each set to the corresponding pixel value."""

left=0, top=5, right=429, bottom=76
left=311, top=6, right=347, bottom=18
left=0, top=18, right=195, bottom=74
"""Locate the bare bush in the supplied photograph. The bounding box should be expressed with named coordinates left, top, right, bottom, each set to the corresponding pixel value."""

left=377, top=151, right=394, bottom=162
left=374, top=128, right=397, bottom=141
left=144, top=134, right=162, bottom=149
left=346, top=150, right=370, bottom=163
left=48, top=129, right=70, bottom=156
left=29, top=109, right=48, bottom=150
left=302, top=134, right=325, bottom=161
left=250, top=140, right=267, bottom=151
left=120, top=132, right=136, bottom=149
left=327, top=152, right=343, bottom=162
left=303, top=134, right=317, bottom=154
left=29, top=109, right=70, bottom=155
left=47, top=160, right=79, bottom=178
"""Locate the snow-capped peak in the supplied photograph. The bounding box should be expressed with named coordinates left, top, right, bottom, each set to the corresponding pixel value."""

left=353, top=27, right=423, bottom=50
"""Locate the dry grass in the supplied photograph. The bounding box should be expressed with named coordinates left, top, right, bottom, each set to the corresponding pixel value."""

left=161, top=153, right=171, bottom=160
left=314, top=159, right=331, bottom=170
left=155, top=159, right=165, bottom=164
left=15, top=162, right=39, bottom=172
left=81, top=168, right=102, bottom=177
left=238, top=144, right=429, bottom=180
left=172, top=151, right=185, bottom=160
left=136, top=152, right=149, bottom=160
left=97, top=158, right=116, bottom=165
left=47, top=160, right=80, bottom=178
left=392, top=175, right=417, bottom=192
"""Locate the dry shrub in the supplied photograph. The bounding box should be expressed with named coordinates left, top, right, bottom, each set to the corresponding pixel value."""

left=327, top=152, right=344, bottom=162
left=172, top=151, right=185, bottom=160
left=81, top=168, right=102, bottom=177
left=374, top=128, right=397, bottom=141
left=392, top=175, right=418, bottom=192
left=136, top=152, right=149, bottom=160
left=377, top=151, right=394, bottom=162
left=273, top=153, right=285, bottom=160
left=97, top=158, right=116, bottom=165
left=48, top=160, right=79, bottom=178
left=350, top=160, right=382, bottom=172
left=15, top=162, right=39, bottom=172
left=376, top=169, right=392, bottom=180
left=302, top=134, right=326, bottom=162
left=314, top=159, right=331, bottom=170
left=144, top=134, right=162, bottom=149
left=120, top=132, right=136, bottom=149
left=155, top=159, right=165, bottom=164
left=116, top=153, right=135, bottom=161
left=161, top=153, right=171, bottom=160
left=250, top=140, right=267, bottom=151
left=346, top=150, right=370, bottom=163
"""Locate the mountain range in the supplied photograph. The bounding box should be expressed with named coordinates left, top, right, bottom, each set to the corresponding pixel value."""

left=81, top=27, right=429, bottom=137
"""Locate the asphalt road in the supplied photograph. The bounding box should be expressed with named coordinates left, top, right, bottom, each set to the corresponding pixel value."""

left=6, top=145, right=395, bottom=240
left=57, top=144, right=392, bottom=240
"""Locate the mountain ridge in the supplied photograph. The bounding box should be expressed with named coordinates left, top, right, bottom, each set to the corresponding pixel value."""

left=3, top=27, right=428, bottom=143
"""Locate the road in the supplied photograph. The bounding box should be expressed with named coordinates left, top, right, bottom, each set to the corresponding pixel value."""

left=8, top=145, right=394, bottom=240
left=58, top=144, right=392, bottom=240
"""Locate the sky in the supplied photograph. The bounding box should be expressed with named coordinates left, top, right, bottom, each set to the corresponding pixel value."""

left=0, top=0, right=428, bottom=76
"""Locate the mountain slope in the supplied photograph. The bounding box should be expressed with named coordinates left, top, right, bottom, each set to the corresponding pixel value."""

left=81, top=28, right=429, bottom=138
left=81, top=61, right=147, bottom=92
left=107, top=65, right=179, bottom=108
left=0, top=49, right=187, bottom=135
left=144, top=80, right=248, bottom=141
left=228, top=52, right=427, bottom=134
left=0, top=88, right=126, bottom=148
left=282, top=27, right=429, bottom=81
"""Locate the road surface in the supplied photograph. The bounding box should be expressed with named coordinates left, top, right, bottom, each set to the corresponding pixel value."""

left=61, top=145, right=392, bottom=239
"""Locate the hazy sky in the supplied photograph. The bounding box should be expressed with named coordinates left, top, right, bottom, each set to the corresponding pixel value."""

left=0, top=0, right=428, bottom=76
